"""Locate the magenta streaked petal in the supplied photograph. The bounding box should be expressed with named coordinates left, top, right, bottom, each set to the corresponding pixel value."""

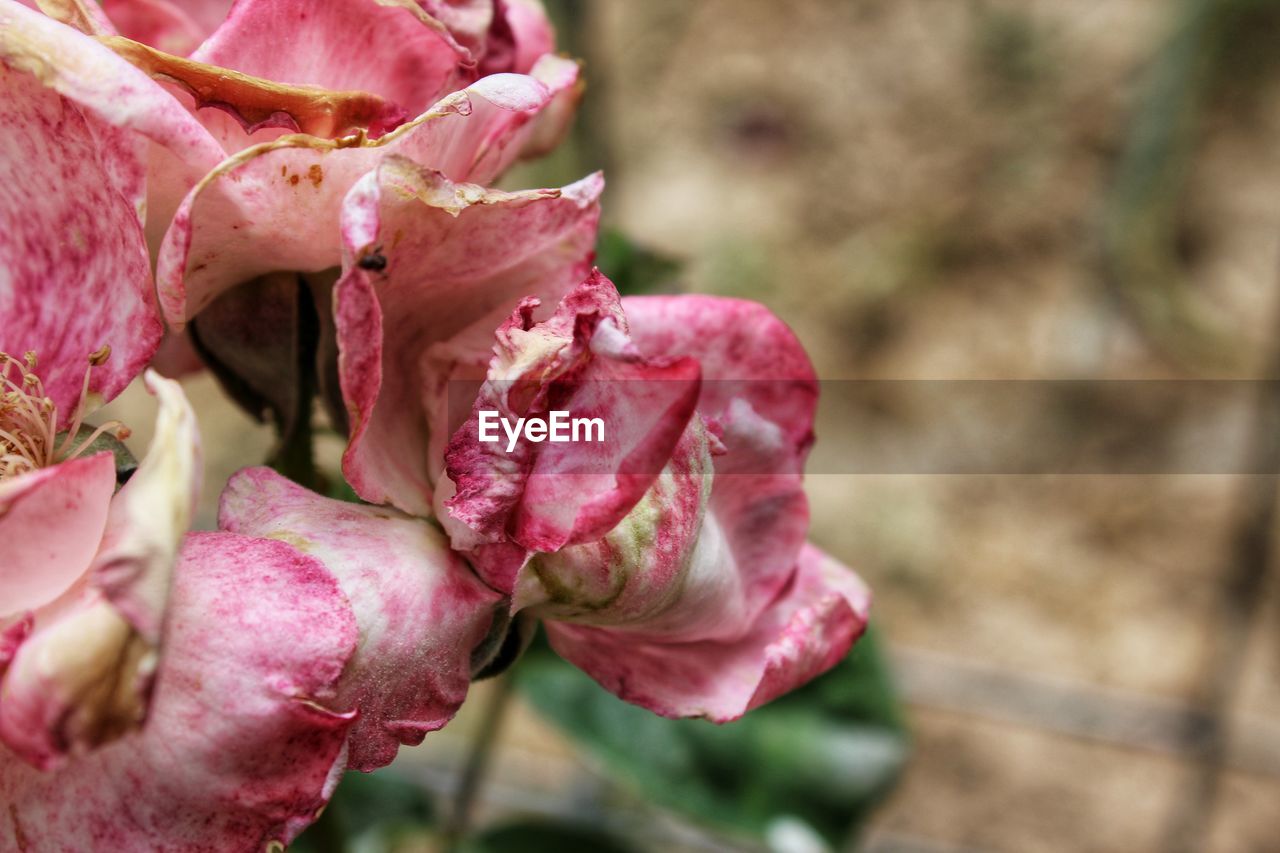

left=444, top=272, right=703, bottom=587
left=0, top=1, right=224, bottom=171
left=0, top=54, right=161, bottom=417
left=0, top=532, right=358, bottom=848
left=0, top=374, right=199, bottom=767
left=218, top=467, right=502, bottom=771
left=624, top=295, right=819, bottom=617
left=546, top=544, right=870, bottom=722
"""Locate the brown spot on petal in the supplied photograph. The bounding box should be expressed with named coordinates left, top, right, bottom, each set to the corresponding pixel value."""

left=289, top=174, right=300, bottom=186
left=307, top=164, right=323, bottom=187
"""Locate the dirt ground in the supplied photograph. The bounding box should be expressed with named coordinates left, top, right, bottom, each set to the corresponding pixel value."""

left=101, top=1, right=1280, bottom=850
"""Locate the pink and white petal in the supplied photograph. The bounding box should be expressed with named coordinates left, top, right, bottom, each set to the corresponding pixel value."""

left=0, top=60, right=158, bottom=418
left=0, top=373, right=196, bottom=768
left=0, top=598, right=154, bottom=768
left=623, top=295, right=819, bottom=450
left=514, top=54, right=581, bottom=161
left=156, top=67, right=576, bottom=327
left=218, top=467, right=502, bottom=771
left=625, top=296, right=819, bottom=612
left=337, top=163, right=601, bottom=515
left=0, top=1, right=224, bottom=172
left=510, top=422, right=714, bottom=621
left=0, top=454, right=115, bottom=621
left=29, top=0, right=116, bottom=35
left=0, top=532, right=359, bottom=848
left=89, top=370, right=201, bottom=643
left=192, top=0, right=471, bottom=118
left=545, top=543, right=870, bottom=722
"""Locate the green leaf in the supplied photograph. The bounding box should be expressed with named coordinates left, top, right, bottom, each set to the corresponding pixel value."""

left=58, top=424, right=137, bottom=486
left=460, top=819, right=641, bottom=853
left=514, top=625, right=907, bottom=849
left=595, top=229, right=681, bottom=296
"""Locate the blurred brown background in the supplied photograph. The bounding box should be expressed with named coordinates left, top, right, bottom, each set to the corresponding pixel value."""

left=105, top=1, right=1280, bottom=850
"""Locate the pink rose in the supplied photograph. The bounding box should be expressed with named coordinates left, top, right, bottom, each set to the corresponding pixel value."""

left=294, top=168, right=870, bottom=722
left=437, top=272, right=871, bottom=720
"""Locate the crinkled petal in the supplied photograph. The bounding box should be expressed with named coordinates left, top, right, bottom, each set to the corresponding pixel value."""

left=156, top=63, right=580, bottom=327
left=0, top=598, right=154, bottom=768
left=0, top=455, right=114, bottom=620
left=0, top=532, right=358, bottom=849
left=336, top=161, right=602, bottom=515
left=218, top=467, right=502, bottom=771
left=545, top=544, right=870, bottom=722
left=191, top=0, right=471, bottom=118
left=508, top=422, right=714, bottom=622
left=444, top=272, right=702, bottom=581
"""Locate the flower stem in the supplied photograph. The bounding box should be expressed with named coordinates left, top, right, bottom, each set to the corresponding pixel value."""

left=442, top=674, right=515, bottom=850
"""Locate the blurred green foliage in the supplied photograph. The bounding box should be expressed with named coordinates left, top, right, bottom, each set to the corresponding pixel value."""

left=1103, top=0, right=1280, bottom=370
left=595, top=229, right=681, bottom=296
left=460, top=819, right=640, bottom=853
left=515, top=625, right=907, bottom=849
left=290, top=771, right=434, bottom=853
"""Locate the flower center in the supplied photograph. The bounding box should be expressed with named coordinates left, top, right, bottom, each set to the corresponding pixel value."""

left=0, top=348, right=131, bottom=482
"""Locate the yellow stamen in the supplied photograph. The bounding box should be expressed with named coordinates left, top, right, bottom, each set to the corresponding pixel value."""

left=0, top=348, right=130, bottom=481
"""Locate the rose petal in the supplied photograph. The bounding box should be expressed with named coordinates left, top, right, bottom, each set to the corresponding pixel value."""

left=419, top=0, right=493, bottom=55
left=624, top=295, right=819, bottom=616
left=101, top=0, right=217, bottom=55
left=0, top=1, right=224, bottom=171
left=0, top=532, right=358, bottom=848
left=482, top=0, right=555, bottom=75
left=89, top=370, right=201, bottom=643
left=443, top=272, right=703, bottom=587
left=156, top=62, right=580, bottom=327
left=0, top=55, right=158, bottom=417
left=336, top=161, right=602, bottom=515
left=0, top=455, right=115, bottom=620
left=0, top=373, right=199, bottom=766
left=218, top=467, right=502, bottom=771
left=191, top=0, right=472, bottom=118
left=545, top=543, right=870, bottom=721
